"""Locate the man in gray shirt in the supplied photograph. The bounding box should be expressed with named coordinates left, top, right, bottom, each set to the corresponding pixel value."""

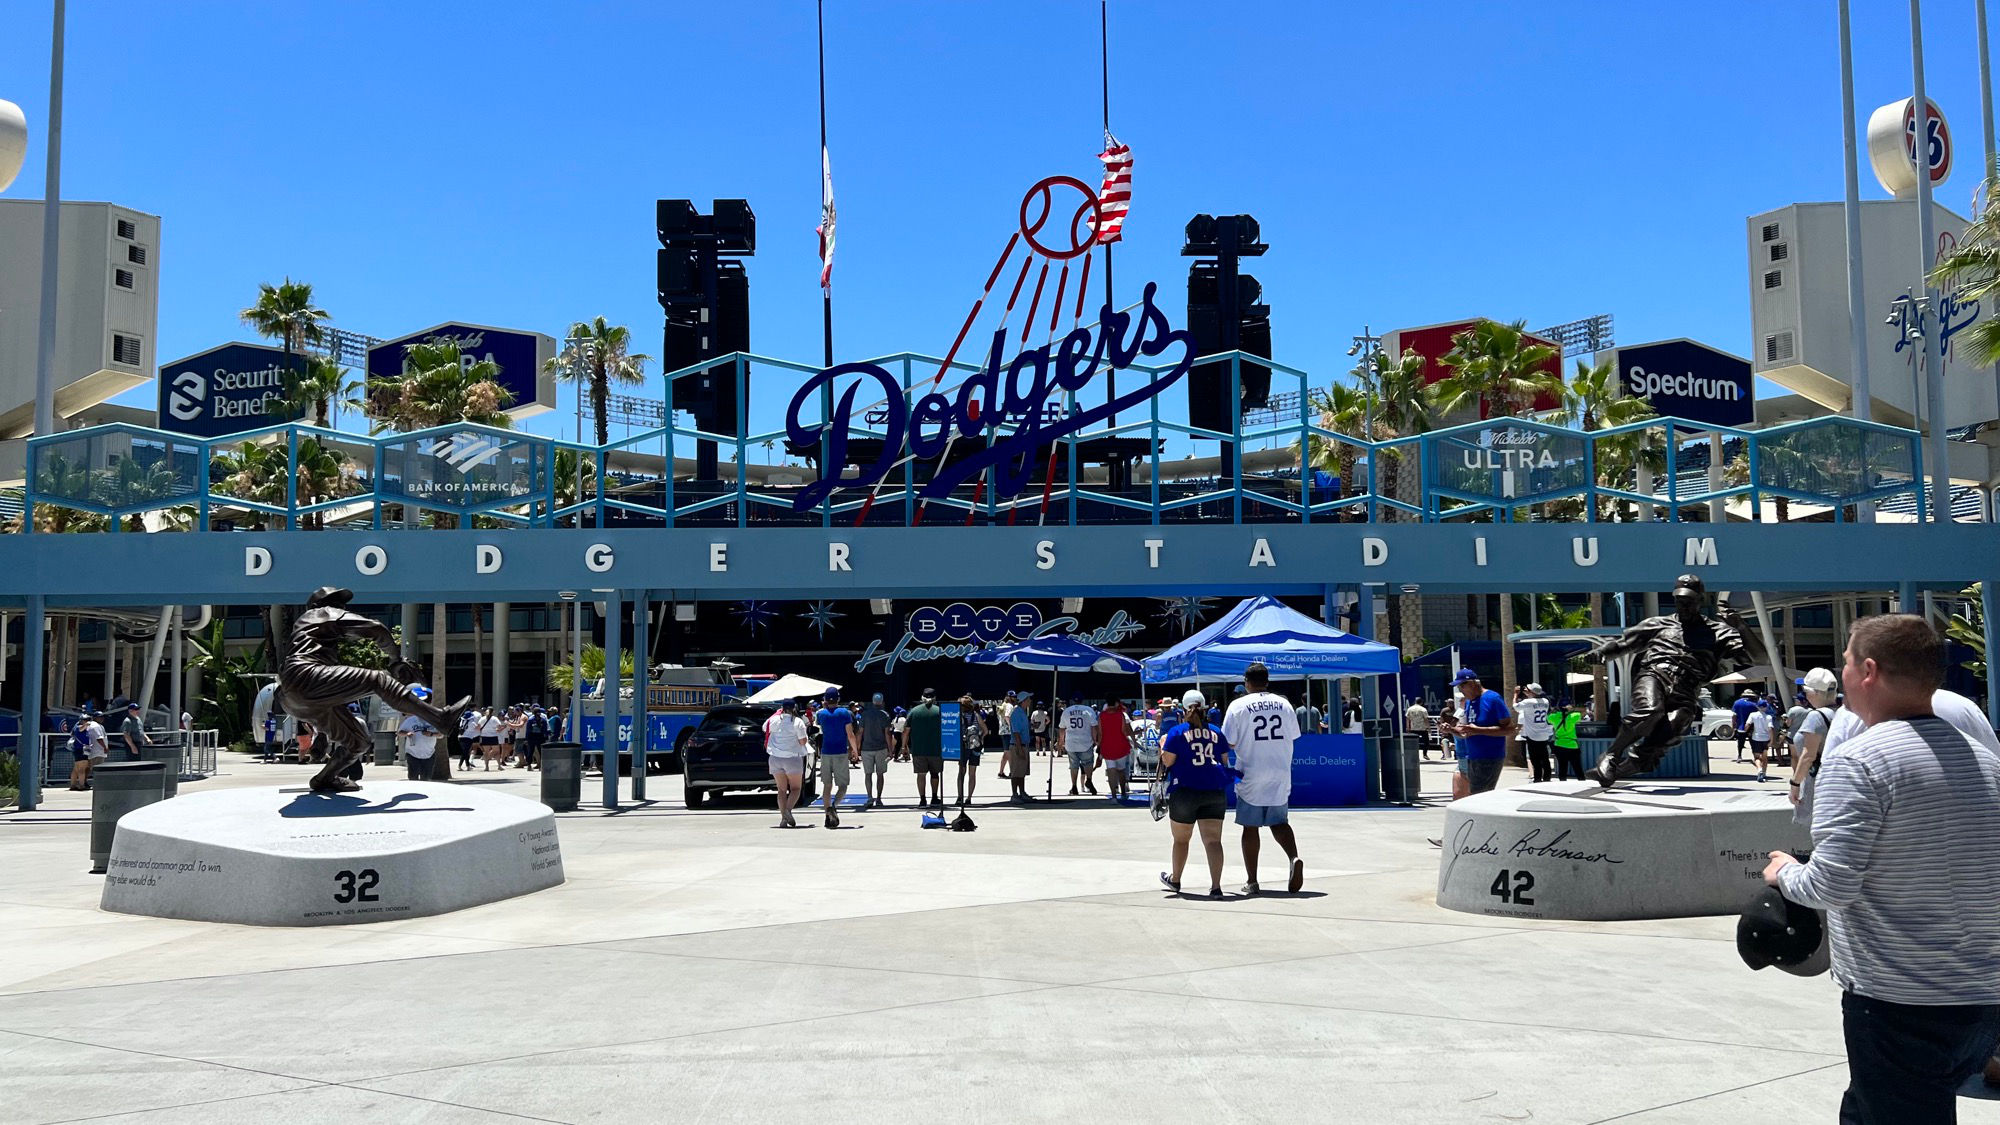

left=855, top=693, right=893, bottom=810
left=1764, top=615, right=2000, bottom=1123
left=119, top=703, right=150, bottom=762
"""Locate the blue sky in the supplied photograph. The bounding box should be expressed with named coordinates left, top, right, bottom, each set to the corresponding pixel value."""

left=1, top=1, right=1994, bottom=444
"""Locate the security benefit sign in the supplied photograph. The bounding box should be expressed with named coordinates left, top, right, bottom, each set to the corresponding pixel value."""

left=366, top=323, right=557, bottom=417
left=156, top=343, right=306, bottom=438
left=1612, top=339, right=1753, bottom=428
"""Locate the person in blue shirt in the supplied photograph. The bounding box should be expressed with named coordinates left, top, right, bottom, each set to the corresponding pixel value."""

left=1439, top=669, right=1515, bottom=799
left=1157, top=689, right=1236, bottom=900
left=1732, top=689, right=1759, bottom=762
left=814, top=689, right=859, bottom=827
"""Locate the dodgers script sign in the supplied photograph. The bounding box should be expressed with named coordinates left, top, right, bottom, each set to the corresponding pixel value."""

left=785, top=176, right=1195, bottom=511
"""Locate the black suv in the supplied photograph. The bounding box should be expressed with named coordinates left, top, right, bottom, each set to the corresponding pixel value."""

left=681, top=703, right=817, bottom=809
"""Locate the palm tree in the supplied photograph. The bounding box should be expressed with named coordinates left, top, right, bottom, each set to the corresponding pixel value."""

left=545, top=317, right=650, bottom=445
left=359, top=339, right=515, bottom=701
left=239, top=279, right=329, bottom=383
left=1305, top=380, right=1372, bottom=499
left=284, top=356, right=356, bottom=429
left=1435, top=320, right=1562, bottom=760
left=1933, top=153, right=2000, bottom=362
left=292, top=437, right=360, bottom=531
left=546, top=645, right=635, bottom=695
left=553, top=448, right=598, bottom=514
left=362, top=339, right=515, bottom=434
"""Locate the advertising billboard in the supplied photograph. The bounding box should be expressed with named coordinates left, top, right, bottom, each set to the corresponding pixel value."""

left=365, top=322, right=556, bottom=418
left=1607, top=339, right=1753, bottom=428
left=155, top=342, right=305, bottom=438
left=1385, top=319, right=1564, bottom=414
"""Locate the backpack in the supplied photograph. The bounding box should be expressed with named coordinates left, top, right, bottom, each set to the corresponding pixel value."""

left=948, top=812, right=978, bottom=832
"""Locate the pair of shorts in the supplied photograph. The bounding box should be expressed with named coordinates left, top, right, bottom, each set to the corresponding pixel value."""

left=1236, top=800, right=1289, bottom=827
left=912, top=754, right=943, bottom=774
left=960, top=748, right=982, bottom=763
left=1168, top=787, right=1227, bottom=824
left=1458, top=757, right=1503, bottom=794
left=480, top=736, right=499, bottom=747
left=820, top=755, right=851, bottom=787
left=860, top=749, right=889, bottom=777
left=768, top=755, right=805, bottom=778
left=1067, top=748, right=1095, bottom=770
left=1101, top=753, right=1130, bottom=773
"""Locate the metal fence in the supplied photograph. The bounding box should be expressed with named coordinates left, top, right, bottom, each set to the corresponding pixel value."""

left=19, top=351, right=1933, bottom=531
left=37, top=728, right=219, bottom=787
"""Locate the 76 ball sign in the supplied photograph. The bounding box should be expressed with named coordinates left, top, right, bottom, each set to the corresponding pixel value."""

left=1868, top=96, right=1952, bottom=199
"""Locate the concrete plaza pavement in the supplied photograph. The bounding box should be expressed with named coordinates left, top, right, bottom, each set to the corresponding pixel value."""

left=2, top=744, right=1996, bottom=1124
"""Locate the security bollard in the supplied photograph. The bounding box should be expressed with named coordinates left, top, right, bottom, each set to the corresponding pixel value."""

left=540, top=742, right=582, bottom=812
left=136, top=734, right=185, bottom=799
left=90, top=761, right=166, bottom=874
left=372, top=729, right=398, bottom=766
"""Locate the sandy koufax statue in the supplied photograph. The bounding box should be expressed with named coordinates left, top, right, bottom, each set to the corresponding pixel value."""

left=1583, top=574, right=1768, bottom=787
left=277, top=587, right=470, bottom=793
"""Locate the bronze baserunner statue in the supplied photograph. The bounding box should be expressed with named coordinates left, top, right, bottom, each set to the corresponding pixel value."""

left=277, top=587, right=470, bottom=793
left=1584, top=574, right=1758, bottom=787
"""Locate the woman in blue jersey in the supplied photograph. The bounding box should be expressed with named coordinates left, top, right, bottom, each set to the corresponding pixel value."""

left=1157, top=689, right=1236, bottom=899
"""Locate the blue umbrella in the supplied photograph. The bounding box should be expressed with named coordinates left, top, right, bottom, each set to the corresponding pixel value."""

left=966, top=635, right=1141, bottom=800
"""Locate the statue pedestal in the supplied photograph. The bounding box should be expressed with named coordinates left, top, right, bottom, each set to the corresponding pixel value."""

left=1435, top=781, right=1808, bottom=921
left=100, top=782, right=564, bottom=927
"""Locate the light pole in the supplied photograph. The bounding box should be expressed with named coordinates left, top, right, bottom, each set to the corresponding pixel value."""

left=1908, top=0, right=1951, bottom=522
left=32, top=0, right=64, bottom=444
left=1347, top=326, right=1384, bottom=452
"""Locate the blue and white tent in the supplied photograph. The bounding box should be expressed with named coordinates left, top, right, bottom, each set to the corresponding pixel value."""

left=1141, top=595, right=1400, bottom=682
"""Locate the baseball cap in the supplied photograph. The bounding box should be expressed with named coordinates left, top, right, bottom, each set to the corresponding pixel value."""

left=1005, top=690, right=1016, bottom=698
left=823, top=688, right=839, bottom=700
left=1450, top=668, right=1480, bottom=686
left=1802, top=667, right=1839, bottom=695
left=921, top=687, right=937, bottom=699
left=1524, top=682, right=1543, bottom=696
left=126, top=702, right=141, bottom=711
left=780, top=698, right=797, bottom=710
left=411, top=685, right=432, bottom=701
left=871, top=692, right=884, bottom=704
left=1672, top=574, right=1705, bottom=597
left=1735, top=887, right=1830, bottom=977
left=1180, top=689, right=1206, bottom=709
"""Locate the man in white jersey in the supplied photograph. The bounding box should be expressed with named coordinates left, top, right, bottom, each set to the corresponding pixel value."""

left=1221, top=662, right=1305, bottom=894
left=1059, top=693, right=1099, bottom=797
left=1764, top=616, right=2000, bottom=1123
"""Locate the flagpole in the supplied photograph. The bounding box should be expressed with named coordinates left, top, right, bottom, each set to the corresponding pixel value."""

left=1101, top=0, right=1116, bottom=419
left=818, top=0, right=833, bottom=374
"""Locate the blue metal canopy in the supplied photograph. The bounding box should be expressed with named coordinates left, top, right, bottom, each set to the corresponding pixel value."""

left=964, top=634, right=1142, bottom=674
left=1142, top=595, right=1401, bottom=682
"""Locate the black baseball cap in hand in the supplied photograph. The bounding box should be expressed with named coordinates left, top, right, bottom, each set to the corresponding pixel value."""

left=1736, top=887, right=1829, bottom=977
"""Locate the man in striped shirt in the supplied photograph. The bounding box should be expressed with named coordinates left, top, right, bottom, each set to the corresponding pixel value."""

left=1763, top=615, right=2000, bottom=1124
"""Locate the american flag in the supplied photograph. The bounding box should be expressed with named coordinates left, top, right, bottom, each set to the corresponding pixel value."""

left=817, top=145, right=836, bottom=288
left=1094, top=132, right=1132, bottom=244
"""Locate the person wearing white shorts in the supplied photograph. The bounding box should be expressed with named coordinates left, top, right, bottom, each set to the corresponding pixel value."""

left=1221, top=662, right=1305, bottom=895
left=762, top=700, right=811, bottom=829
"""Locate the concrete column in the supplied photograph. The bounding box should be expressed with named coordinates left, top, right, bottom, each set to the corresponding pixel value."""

left=1353, top=584, right=1383, bottom=803
left=101, top=624, right=115, bottom=700
left=399, top=603, right=417, bottom=660
left=1984, top=581, right=2000, bottom=730
left=492, top=602, right=510, bottom=706
left=600, top=592, right=622, bottom=811
left=631, top=596, right=649, bottom=802
left=1782, top=606, right=1797, bottom=680
left=19, top=596, right=43, bottom=811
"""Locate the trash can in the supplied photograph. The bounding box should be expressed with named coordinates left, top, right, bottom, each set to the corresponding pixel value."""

left=372, top=729, right=398, bottom=766
left=540, top=742, right=582, bottom=812
left=1382, top=734, right=1425, bottom=805
left=136, top=735, right=185, bottom=799
left=90, top=760, right=166, bottom=874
